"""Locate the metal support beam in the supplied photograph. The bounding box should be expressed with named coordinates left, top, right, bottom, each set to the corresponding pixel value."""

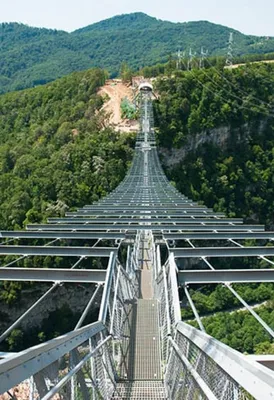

left=162, top=232, right=274, bottom=240
left=0, top=245, right=117, bottom=257
left=0, top=268, right=107, bottom=283
left=226, top=284, right=274, bottom=338
left=39, top=335, right=112, bottom=400
left=47, top=217, right=243, bottom=224
left=178, top=269, right=274, bottom=284
left=183, top=286, right=205, bottom=332
left=0, top=231, right=128, bottom=240
left=26, top=224, right=264, bottom=231
left=173, top=246, right=274, bottom=258
left=74, top=285, right=103, bottom=330
left=0, top=283, right=59, bottom=344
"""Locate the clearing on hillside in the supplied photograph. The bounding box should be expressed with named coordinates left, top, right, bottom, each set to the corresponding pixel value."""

left=98, top=79, right=139, bottom=132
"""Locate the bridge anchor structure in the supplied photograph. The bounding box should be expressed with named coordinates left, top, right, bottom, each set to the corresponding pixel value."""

left=0, top=86, right=274, bottom=399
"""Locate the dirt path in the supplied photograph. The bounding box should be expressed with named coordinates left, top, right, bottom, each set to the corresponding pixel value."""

left=225, top=59, right=274, bottom=69
left=98, top=80, right=139, bottom=132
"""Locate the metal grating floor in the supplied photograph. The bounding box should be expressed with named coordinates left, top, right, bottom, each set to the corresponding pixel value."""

left=120, top=299, right=162, bottom=381
left=132, top=299, right=161, bottom=380
left=113, top=234, right=165, bottom=398
left=113, top=381, right=166, bottom=399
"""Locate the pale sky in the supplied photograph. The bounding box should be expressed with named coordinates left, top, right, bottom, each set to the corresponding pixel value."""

left=1, top=0, right=274, bottom=36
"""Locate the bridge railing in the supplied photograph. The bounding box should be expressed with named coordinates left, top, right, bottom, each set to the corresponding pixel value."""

left=152, top=240, right=274, bottom=400
left=0, top=321, right=106, bottom=398
left=0, top=244, right=139, bottom=399
left=167, top=321, right=274, bottom=400
left=98, top=251, right=137, bottom=338
left=153, top=246, right=181, bottom=365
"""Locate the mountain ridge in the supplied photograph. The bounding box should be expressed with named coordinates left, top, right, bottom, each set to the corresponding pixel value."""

left=2, top=13, right=270, bottom=36
left=1, top=12, right=274, bottom=94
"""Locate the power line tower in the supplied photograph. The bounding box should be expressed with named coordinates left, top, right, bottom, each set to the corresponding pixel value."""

left=199, top=47, right=208, bottom=69
left=176, top=49, right=184, bottom=70
left=226, top=32, right=234, bottom=67
left=188, top=48, right=195, bottom=70
left=176, top=49, right=186, bottom=70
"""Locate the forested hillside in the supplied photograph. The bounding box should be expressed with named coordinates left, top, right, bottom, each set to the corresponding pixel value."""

left=0, top=68, right=134, bottom=231
left=188, top=301, right=274, bottom=354
left=154, top=63, right=274, bottom=227
left=153, top=63, right=274, bottom=354
left=1, top=12, right=274, bottom=93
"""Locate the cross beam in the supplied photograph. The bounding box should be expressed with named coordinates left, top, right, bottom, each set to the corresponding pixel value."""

left=173, top=246, right=274, bottom=258
left=162, top=232, right=274, bottom=240
left=0, top=246, right=117, bottom=257
left=26, top=224, right=264, bottom=231
left=178, top=269, right=274, bottom=284
left=47, top=217, right=243, bottom=224
left=0, top=268, right=107, bottom=283
left=0, top=231, right=128, bottom=240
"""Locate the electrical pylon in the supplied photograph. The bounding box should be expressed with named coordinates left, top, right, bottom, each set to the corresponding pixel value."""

left=176, top=49, right=185, bottom=70
left=199, top=47, right=208, bottom=69
left=226, top=32, right=234, bottom=67
left=188, top=48, right=196, bottom=70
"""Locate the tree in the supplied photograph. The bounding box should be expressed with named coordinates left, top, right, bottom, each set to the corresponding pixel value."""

left=120, top=62, right=133, bottom=83
left=6, top=329, right=24, bottom=351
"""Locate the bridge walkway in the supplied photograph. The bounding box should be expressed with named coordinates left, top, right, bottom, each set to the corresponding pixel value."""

left=113, top=233, right=165, bottom=399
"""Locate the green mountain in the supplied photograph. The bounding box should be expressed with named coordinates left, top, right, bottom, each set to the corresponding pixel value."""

left=1, top=12, right=274, bottom=93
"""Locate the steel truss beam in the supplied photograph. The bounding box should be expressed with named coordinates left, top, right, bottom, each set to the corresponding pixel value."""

left=0, top=231, right=128, bottom=240
left=0, top=245, right=117, bottom=257
left=82, top=206, right=209, bottom=211
left=0, top=268, right=107, bottom=283
left=163, top=232, right=274, bottom=240
left=173, top=246, right=274, bottom=258
left=66, top=211, right=226, bottom=217
left=178, top=269, right=274, bottom=284
left=26, top=224, right=264, bottom=231
left=47, top=217, right=243, bottom=224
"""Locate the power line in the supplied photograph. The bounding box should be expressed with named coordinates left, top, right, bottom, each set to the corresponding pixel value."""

left=200, top=60, right=274, bottom=115
left=180, top=59, right=274, bottom=119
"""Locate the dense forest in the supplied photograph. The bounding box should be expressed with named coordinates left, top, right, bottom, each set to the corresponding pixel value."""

left=153, top=62, right=274, bottom=354
left=0, top=68, right=134, bottom=230
left=188, top=301, right=274, bottom=354
left=154, top=63, right=274, bottom=226
left=1, top=12, right=274, bottom=93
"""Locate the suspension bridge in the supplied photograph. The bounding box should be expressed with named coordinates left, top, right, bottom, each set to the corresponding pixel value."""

left=0, top=86, right=274, bottom=399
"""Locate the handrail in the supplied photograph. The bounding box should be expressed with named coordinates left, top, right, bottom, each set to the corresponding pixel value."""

left=176, top=321, right=274, bottom=400
left=0, top=321, right=105, bottom=392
